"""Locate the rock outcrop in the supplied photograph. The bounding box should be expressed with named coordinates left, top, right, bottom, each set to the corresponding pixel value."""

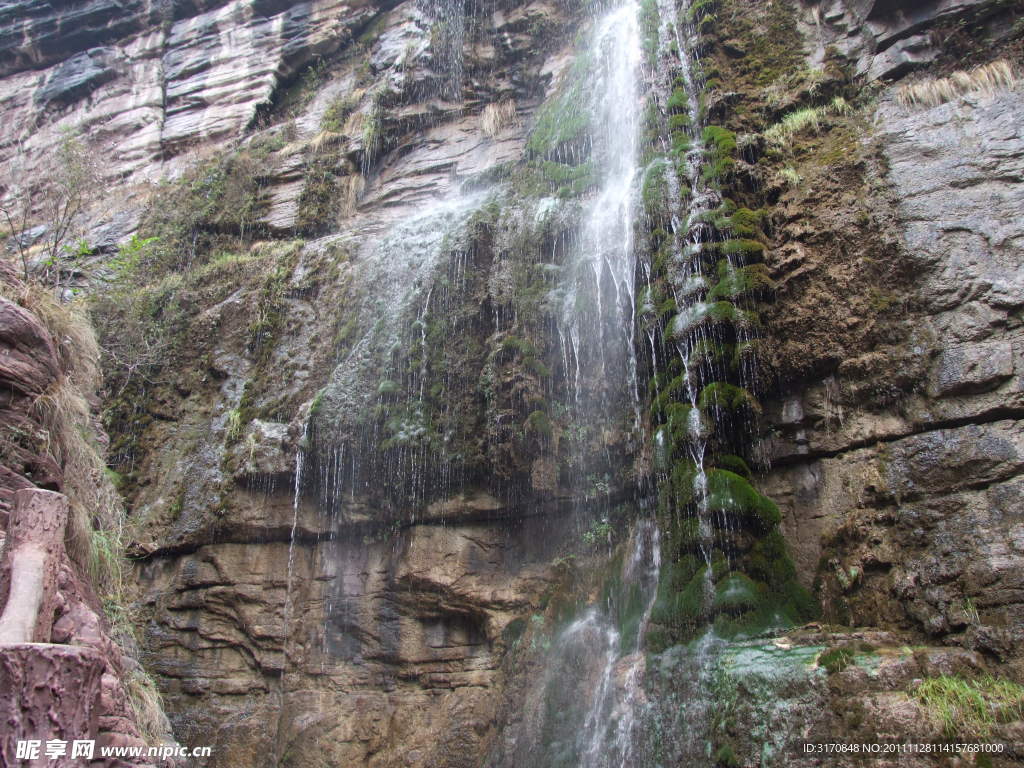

left=0, top=270, right=175, bottom=763
left=764, top=85, right=1024, bottom=672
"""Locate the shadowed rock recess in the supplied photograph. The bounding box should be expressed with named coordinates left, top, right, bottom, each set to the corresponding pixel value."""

left=1, top=0, right=1023, bottom=765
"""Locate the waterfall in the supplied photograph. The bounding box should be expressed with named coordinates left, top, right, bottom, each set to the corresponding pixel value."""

left=523, top=518, right=661, bottom=768
left=560, top=1, right=643, bottom=435
left=273, top=423, right=307, bottom=764
left=498, top=3, right=669, bottom=765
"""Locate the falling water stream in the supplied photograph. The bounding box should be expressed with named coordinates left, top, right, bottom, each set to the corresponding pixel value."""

left=278, top=0, right=754, bottom=761
left=559, top=1, right=642, bottom=427
left=525, top=3, right=669, bottom=765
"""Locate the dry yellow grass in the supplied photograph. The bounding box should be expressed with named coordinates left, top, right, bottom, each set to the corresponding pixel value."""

left=896, top=59, right=1019, bottom=108
left=764, top=96, right=854, bottom=145
left=343, top=109, right=366, bottom=136
left=481, top=99, right=519, bottom=138
left=0, top=281, right=121, bottom=577
left=343, top=173, right=366, bottom=216
left=309, top=130, right=344, bottom=153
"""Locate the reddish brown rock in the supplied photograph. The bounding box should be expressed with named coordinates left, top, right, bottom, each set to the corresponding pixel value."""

left=0, top=296, right=60, bottom=398
left=0, top=489, right=68, bottom=644
left=0, top=643, right=105, bottom=768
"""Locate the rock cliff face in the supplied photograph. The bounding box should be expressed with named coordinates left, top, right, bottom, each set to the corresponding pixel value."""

left=763, top=20, right=1024, bottom=670
left=1, top=0, right=1023, bottom=765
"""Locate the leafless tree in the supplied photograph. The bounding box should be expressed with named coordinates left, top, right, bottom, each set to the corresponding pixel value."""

left=1, top=131, right=99, bottom=287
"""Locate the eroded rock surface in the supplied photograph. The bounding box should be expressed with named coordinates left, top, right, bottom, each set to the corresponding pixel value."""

left=765, top=87, right=1024, bottom=672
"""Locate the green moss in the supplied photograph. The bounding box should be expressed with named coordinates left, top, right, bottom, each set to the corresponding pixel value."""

left=714, top=454, right=752, bottom=479
left=526, top=54, right=592, bottom=158
left=652, top=375, right=690, bottom=418
left=670, top=301, right=759, bottom=338
left=718, top=239, right=766, bottom=259
left=525, top=410, right=554, bottom=439
left=667, top=87, right=690, bottom=113
left=697, top=381, right=760, bottom=413
left=539, top=159, right=595, bottom=190
left=707, top=261, right=773, bottom=301
left=688, top=338, right=733, bottom=369
left=664, top=402, right=698, bottom=446
left=747, top=530, right=794, bottom=585
left=701, top=125, right=737, bottom=183
left=642, top=159, right=670, bottom=221
left=714, top=572, right=764, bottom=612
left=671, top=132, right=693, bottom=166
left=711, top=0, right=803, bottom=89
left=652, top=562, right=708, bottom=628
left=669, top=461, right=698, bottom=507
left=668, top=113, right=692, bottom=131
left=601, top=556, right=650, bottom=654
left=705, top=469, right=781, bottom=526
left=725, top=207, right=764, bottom=237
left=703, top=125, right=737, bottom=155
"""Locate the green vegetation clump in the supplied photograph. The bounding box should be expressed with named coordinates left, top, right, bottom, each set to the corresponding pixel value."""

left=642, top=159, right=670, bottom=222
left=670, top=301, right=758, bottom=338
left=719, top=238, right=764, bottom=257
left=818, top=646, right=855, bottom=674
left=714, top=572, right=762, bottom=612
left=534, top=159, right=596, bottom=197
left=651, top=559, right=708, bottom=628
left=667, top=87, right=690, bottom=113
left=713, top=744, right=739, bottom=768
left=706, top=260, right=772, bottom=302
left=701, top=125, right=737, bottom=182
left=704, top=469, right=780, bottom=526
left=525, top=410, right=554, bottom=440
left=916, top=675, right=1024, bottom=738
left=501, top=335, right=551, bottom=378
left=639, top=0, right=660, bottom=67
left=296, top=156, right=341, bottom=234
left=697, top=381, right=761, bottom=413
left=764, top=96, right=854, bottom=145
left=320, top=91, right=361, bottom=132
left=526, top=52, right=593, bottom=159
left=247, top=256, right=294, bottom=356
